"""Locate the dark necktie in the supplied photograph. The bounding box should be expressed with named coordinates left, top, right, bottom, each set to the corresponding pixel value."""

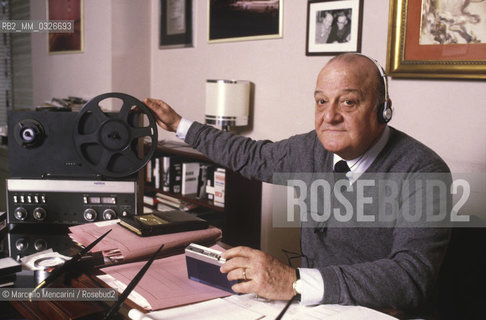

left=334, top=160, right=350, bottom=186
left=315, top=160, right=351, bottom=234
left=334, top=160, right=350, bottom=173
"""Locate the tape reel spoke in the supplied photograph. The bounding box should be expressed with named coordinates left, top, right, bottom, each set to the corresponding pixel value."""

left=131, top=126, right=153, bottom=138
left=120, top=147, right=141, bottom=165
left=98, top=149, right=113, bottom=171
left=73, top=92, right=158, bottom=178
left=76, top=132, right=98, bottom=145
left=118, top=100, right=133, bottom=122
left=89, top=103, right=110, bottom=122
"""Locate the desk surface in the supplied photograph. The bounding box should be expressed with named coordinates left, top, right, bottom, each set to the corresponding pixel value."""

left=0, top=224, right=399, bottom=320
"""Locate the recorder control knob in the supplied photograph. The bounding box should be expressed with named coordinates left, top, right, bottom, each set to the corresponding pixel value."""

left=102, top=209, right=117, bottom=220
left=33, top=207, right=47, bottom=221
left=15, top=238, right=29, bottom=251
left=83, top=208, right=97, bottom=222
left=34, top=239, right=48, bottom=251
left=14, top=207, right=28, bottom=221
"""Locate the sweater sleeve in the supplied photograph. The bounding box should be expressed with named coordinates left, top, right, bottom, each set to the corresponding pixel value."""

left=185, top=121, right=292, bottom=183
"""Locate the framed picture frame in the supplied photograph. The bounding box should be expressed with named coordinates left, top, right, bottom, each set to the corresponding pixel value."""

left=306, top=0, right=363, bottom=56
left=48, top=0, right=83, bottom=54
left=386, top=0, right=486, bottom=80
left=208, top=0, right=283, bottom=43
left=160, top=0, right=193, bottom=48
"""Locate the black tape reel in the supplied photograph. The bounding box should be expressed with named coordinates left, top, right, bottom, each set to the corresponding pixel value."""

left=73, top=92, right=158, bottom=178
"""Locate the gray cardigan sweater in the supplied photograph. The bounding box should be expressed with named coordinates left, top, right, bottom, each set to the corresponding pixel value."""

left=185, top=122, right=451, bottom=312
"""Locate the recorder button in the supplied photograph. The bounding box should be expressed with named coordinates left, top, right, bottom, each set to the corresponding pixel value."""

left=33, top=207, right=47, bottom=221
left=14, top=207, right=28, bottom=221
left=83, top=208, right=97, bottom=222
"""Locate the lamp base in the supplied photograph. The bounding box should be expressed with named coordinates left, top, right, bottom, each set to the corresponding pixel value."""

left=205, top=114, right=248, bottom=127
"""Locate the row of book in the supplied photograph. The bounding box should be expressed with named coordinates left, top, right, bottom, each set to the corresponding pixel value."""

left=145, top=156, right=226, bottom=208
left=143, top=193, right=198, bottom=213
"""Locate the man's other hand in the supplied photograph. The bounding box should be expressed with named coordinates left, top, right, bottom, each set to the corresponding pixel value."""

left=144, top=98, right=182, bottom=132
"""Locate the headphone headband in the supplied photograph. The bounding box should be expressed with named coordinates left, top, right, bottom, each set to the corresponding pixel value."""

left=354, top=53, right=392, bottom=123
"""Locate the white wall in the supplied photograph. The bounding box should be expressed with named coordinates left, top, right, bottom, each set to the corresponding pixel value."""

left=149, top=0, right=486, bottom=172
left=30, top=0, right=112, bottom=104
left=30, top=0, right=150, bottom=105
left=30, top=1, right=486, bottom=259
left=111, top=1, right=151, bottom=98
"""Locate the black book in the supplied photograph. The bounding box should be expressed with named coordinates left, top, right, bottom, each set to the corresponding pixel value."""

left=119, top=210, right=209, bottom=237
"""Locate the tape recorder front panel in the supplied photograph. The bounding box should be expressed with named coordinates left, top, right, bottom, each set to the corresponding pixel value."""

left=6, top=93, right=158, bottom=226
left=7, top=179, right=137, bottom=225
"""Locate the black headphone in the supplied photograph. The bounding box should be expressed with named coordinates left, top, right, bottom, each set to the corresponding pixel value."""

left=357, top=54, right=393, bottom=123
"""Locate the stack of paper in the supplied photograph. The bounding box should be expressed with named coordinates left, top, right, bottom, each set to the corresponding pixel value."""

left=98, top=249, right=232, bottom=311
left=68, top=220, right=222, bottom=264
left=68, top=220, right=227, bottom=311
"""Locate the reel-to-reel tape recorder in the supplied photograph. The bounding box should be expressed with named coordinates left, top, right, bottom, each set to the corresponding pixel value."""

left=6, top=92, right=158, bottom=225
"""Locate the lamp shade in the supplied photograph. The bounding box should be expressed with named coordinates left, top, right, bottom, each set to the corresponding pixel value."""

left=205, top=80, right=250, bottom=127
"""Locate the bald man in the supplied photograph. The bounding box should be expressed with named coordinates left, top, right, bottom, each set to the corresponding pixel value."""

left=144, top=54, right=451, bottom=316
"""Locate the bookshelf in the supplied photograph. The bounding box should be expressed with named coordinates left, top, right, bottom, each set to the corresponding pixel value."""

left=142, top=141, right=262, bottom=249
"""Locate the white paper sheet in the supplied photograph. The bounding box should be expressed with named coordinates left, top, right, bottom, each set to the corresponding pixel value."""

left=128, top=293, right=398, bottom=320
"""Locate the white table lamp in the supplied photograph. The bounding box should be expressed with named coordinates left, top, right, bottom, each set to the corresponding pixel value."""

left=205, top=80, right=250, bottom=131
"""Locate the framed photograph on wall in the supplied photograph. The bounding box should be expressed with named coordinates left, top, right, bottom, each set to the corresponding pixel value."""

left=208, top=0, right=283, bottom=43
left=387, top=0, right=486, bottom=80
left=306, top=0, right=363, bottom=55
left=48, top=0, right=83, bottom=54
left=160, top=0, right=193, bottom=48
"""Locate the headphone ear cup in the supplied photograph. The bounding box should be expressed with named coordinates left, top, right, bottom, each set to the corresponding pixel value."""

left=383, top=105, right=392, bottom=123
left=378, top=101, right=392, bottom=123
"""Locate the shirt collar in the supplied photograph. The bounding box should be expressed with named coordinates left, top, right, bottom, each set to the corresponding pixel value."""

left=333, top=126, right=391, bottom=181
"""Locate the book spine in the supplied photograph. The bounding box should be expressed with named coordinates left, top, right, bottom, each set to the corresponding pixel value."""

left=143, top=195, right=156, bottom=206
left=196, top=164, right=209, bottom=199
left=181, top=162, right=200, bottom=195
left=145, top=158, right=154, bottom=187
left=162, top=156, right=171, bottom=192
left=171, top=162, right=182, bottom=194
left=154, top=158, right=160, bottom=189
left=213, top=168, right=225, bottom=208
left=205, top=165, right=216, bottom=200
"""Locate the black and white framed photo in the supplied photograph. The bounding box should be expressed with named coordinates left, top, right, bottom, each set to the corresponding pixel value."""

left=160, top=0, right=193, bottom=48
left=306, top=0, right=363, bottom=55
left=208, top=0, right=283, bottom=43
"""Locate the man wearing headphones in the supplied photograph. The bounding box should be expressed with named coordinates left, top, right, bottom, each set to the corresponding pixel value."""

left=144, top=53, right=450, bottom=315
